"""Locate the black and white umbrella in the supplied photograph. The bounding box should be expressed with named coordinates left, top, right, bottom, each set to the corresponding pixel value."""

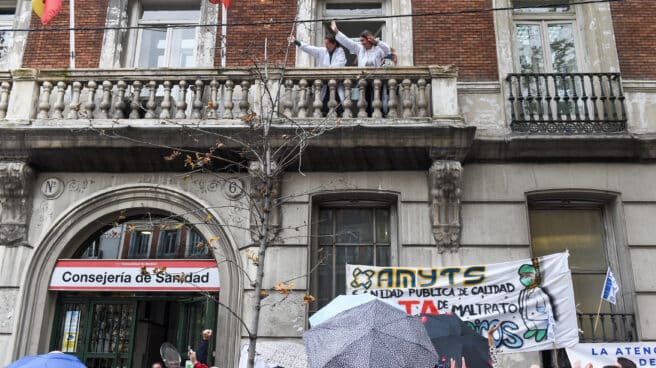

left=304, top=299, right=438, bottom=368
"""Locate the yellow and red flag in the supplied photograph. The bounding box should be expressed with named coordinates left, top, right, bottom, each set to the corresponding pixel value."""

left=32, top=0, right=63, bottom=25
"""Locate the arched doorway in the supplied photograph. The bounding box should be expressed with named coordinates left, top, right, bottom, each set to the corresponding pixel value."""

left=11, top=185, right=244, bottom=368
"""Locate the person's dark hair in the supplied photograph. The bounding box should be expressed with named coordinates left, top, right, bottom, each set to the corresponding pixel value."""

left=359, top=30, right=373, bottom=39
left=617, top=357, right=637, bottom=368
left=324, top=33, right=337, bottom=45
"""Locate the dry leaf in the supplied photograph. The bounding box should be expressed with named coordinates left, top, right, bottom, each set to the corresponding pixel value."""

left=140, top=266, right=149, bottom=276
left=303, top=294, right=316, bottom=305
left=208, top=236, right=219, bottom=243
left=174, top=223, right=185, bottom=230
left=164, top=150, right=181, bottom=161
left=260, top=290, right=269, bottom=298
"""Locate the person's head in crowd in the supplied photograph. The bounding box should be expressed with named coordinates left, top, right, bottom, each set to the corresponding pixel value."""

left=324, top=33, right=338, bottom=52
left=359, top=30, right=376, bottom=49
left=151, top=363, right=162, bottom=368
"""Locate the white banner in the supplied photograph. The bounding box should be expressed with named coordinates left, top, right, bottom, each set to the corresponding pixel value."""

left=49, top=259, right=220, bottom=291
left=567, top=343, right=656, bottom=368
left=346, top=252, right=578, bottom=354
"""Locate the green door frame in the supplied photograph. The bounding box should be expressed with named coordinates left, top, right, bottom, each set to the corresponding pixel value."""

left=176, top=296, right=218, bottom=366
left=51, top=298, right=137, bottom=368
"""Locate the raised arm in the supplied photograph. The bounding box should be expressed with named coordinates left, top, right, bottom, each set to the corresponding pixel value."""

left=377, top=39, right=391, bottom=57
left=331, top=20, right=360, bottom=55
left=289, top=36, right=324, bottom=59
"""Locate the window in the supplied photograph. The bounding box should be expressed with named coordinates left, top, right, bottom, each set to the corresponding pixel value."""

left=312, top=203, right=392, bottom=311
left=128, top=228, right=153, bottom=258
left=0, top=6, right=15, bottom=68
left=76, top=220, right=211, bottom=260
left=528, top=196, right=636, bottom=367
left=157, top=229, right=181, bottom=258
left=187, top=229, right=210, bottom=258
left=320, top=1, right=386, bottom=66
left=133, top=0, right=199, bottom=68
left=513, top=0, right=579, bottom=73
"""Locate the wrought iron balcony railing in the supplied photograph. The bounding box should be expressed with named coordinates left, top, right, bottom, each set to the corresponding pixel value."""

left=577, top=312, right=637, bottom=343
left=542, top=313, right=637, bottom=368
left=506, top=73, right=627, bottom=134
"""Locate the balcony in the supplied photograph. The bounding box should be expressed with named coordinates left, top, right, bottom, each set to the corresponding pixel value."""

left=577, top=312, right=637, bottom=343
left=506, top=73, right=627, bottom=135
left=1, top=67, right=461, bottom=123
left=0, top=67, right=475, bottom=172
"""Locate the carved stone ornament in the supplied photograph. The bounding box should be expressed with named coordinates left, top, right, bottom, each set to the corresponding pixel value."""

left=0, top=162, right=35, bottom=247
left=248, top=161, right=282, bottom=242
left=429, top=160, right=463, bottom=253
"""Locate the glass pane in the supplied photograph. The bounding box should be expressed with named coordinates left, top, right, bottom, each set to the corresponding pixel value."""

left=376, top=245, right=390, bottom=266
left=188, top=229, right=210, bottom=258
left=529, top=209, right=607, bottom=271
left=513, top=0, right=570, bottom=12
left=516, top=24, right=545, bottom=73
left=137, top=28, right=167, bottom=68
left=58, top=303, right=85, bottom=354
left=318, top=209, right=333, bottom=246
left=317, top=246, right=334, bottom=308
left=141, top=10, right=200, bottom=21
left=325, top=3, right=383, bottom=17
left=548, top=23, right=577, bottom=73
left=128, top=230, right=152, bottom=258
left=158, top=230, right=180, bottom=258
left=335, top=246, right=373, bottom=296
left=170, top=28, right=196, bottom=68
left=335, top=209, right=373, bottom=243
left=573, top=274, right=610, bottom=314
left=375, top=208, right=390, bottom=244
left=0, top=30, right=12, bottom=66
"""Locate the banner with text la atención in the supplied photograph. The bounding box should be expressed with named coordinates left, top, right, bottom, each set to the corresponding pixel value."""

left=49, top=259, right=220, bottom=292
left=346, top=252, right=578, bottom=354
left=567, top=343, right=656, bottom=367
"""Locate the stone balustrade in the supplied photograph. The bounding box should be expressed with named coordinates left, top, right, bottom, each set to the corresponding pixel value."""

left=0, top=66, right=460, bottom=123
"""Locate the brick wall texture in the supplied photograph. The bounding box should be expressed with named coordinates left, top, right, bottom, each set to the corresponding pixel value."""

left=411, top=0, right=498, bottom=81
left=611, top=0, right=656, bottom=80
left=223, top=0, right=297, bottom=67
left=20, top=0, right=654, bottom=82
left=22, top=0, right=109, bottom=69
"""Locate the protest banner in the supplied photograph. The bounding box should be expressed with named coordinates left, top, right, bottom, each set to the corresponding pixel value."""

left=346, top=252, right=578, bottom=353
left=567, top=343, right=656, bottom=367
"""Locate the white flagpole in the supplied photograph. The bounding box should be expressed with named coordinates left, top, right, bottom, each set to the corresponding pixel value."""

left=220, top=3, right=227, bottom=68
left=69, top=0, right=76, bottom=69
left=593, top=297, right=603, bottom=334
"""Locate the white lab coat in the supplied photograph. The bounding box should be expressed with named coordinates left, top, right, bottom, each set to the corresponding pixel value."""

left=298, top=42, right=347, bottom=68
left=297, top=42, right=347, bottom=103
left=334, top=31, right=390, bottom=68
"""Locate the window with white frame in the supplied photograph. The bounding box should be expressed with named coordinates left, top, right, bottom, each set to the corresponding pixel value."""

left=320, top=1, right=387, bottom=66
left=132, top=0, right=200, bottom=68
left=512, top=0, right=580, bottom=74
left=311, top=200, right=394, bottom=312
left=0, top=5, right=15, bottom=68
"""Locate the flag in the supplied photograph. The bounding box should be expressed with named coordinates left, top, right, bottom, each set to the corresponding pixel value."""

left=209, top=0, right=231, bottom=8
left=601, top=267, right=620, bottom=305
left=32, top=0, right=63, bottom=25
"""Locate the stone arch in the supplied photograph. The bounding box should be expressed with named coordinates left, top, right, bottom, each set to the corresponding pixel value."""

left=11, top=184, right=244, bottom=367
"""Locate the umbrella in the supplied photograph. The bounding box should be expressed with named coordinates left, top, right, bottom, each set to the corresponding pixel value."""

left=422, top=314, right=491, bottom=368
left=308, top=294, right=403, bottom=327
left=6, top=352, right=87, bottom=368
left=304, top=299, right=438, bottom=368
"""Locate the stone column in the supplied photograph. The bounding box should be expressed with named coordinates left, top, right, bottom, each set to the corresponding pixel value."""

left=429, top=65, right=460, bottom=120
left=428, top=160, right=463, bottom=253
left=248, top=160, right=282, bottom=242
left=0, top=161, right=35, bottom=247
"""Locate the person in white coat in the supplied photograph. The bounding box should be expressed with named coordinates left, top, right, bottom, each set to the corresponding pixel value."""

left=290, top=33, right=346, bottom=115
left=331, top=20, right=391, bottom=116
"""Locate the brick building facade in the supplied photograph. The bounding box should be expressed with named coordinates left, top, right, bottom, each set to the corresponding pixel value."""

left=1, top=1, right=655, bottom=368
